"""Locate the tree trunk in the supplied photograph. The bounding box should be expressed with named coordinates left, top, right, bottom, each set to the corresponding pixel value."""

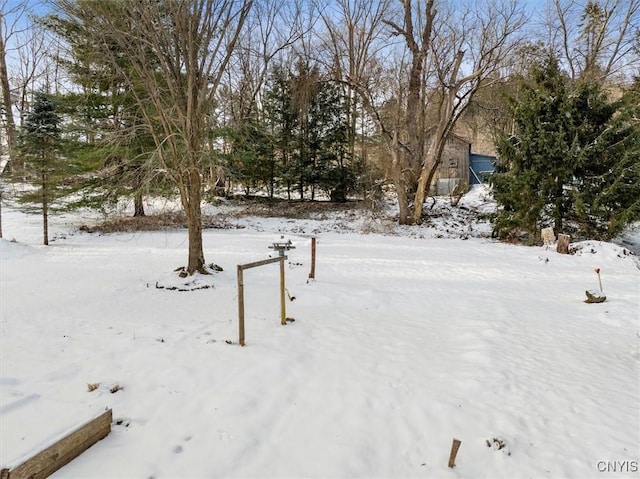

left=187, top=206, right=205, bottom=274
left=554, top=181, right=564, bottom=233
left=412, top=53, right=463, bottom=225
left=42, top=169, right=48, bottom=246
left=413, top=152, right=437, bottom=223
left=133, top=193, right=145, bottom=217
left=396, top=183, right=412, bottom=224
left=382, top=0, right=436, bottom=225
left=413, top=130, right=448, bottom=223
left=0, top=184, right=4, bottom=238
left=183, top=170, right=205, bottom=275
left=269, top=160, right=274, bottom=199
left=390, top=139, right=413, bottom=225
left=0, top=23, right=17, bottom=169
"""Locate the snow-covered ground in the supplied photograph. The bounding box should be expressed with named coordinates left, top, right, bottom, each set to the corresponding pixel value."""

left=1, top=187, right=639, bottom=478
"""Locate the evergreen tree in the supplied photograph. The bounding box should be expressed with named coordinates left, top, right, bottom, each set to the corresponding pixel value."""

left=42, top=12, right=160, bottom=217
left=290, top=61, right=320, bottom=200
left=263, top=64, right=298, bottom=199
left=491, top=55, right=638, bottom=242
left=574, top=78, right=640, bottom=238
left=229, top=63, right=356, bottom=202
left=311, top=80, right=354, bottom=202
left=18, top=92, right=62, bottom=245
left=492, top=56, right=574, bottom=239
left=288, top=62, right=353, bottom=201
left=220, top=117, right=275, bottom=197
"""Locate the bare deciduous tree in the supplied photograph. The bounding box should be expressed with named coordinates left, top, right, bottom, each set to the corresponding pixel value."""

left=411, top=0, right=527, bottom=223
left=1, top=0, right=30, bottom=238
left=545, top=0, right=640, bottom=81
left=231, top=0, right=308, bottom=116
left=13, top=22, right=54, bottom=145
left=56, top=0, right=252, bottom=274
left=340, top=0, right=526, bottom=224
left=1, top=1, right=23, bottom=166
left=216, top=0, right=309, bottom=194
left=319, top=0, right=393, bottom=201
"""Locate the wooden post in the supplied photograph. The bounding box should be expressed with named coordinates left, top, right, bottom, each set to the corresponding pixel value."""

left=237, top=265, right=245, bottom=346
left=540, top=227, right=556, bottom=245
left=309, top=237, right=316, bottom=279
left=557, top=234, right=571, bottom=254
left=236, top=256, right=288, bottom=346
left=280, top=257, right=286, bottom=325
left=1, top=409, right=112, bottom=479
left=448, top=438, right=462, bottom=468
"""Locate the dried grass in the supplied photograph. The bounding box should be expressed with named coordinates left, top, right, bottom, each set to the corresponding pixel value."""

left=80, top=213, right=187, bottom=234
left=79, top=200, right=368, bottom=234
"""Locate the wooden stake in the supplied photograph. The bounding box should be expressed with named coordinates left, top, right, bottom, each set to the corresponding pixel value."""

left=448, top=438, right=462, bottom=468
left=309, top=237, right=316, bottom=279
left=595, top=268, right=603, bottom=292
left=280, top=256, right=286, bottom=325
left=557, top=234, right=571, bottom=254
left=237, top=265, right=245, bottom=346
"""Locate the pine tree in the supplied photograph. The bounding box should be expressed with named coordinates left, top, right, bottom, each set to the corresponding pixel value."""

left=42, top=13, right=159, bottom=217
left=311, top=80, right=353, bottom=202
left=288, top=62, right=353, bottom=201
left=574, top=79, right=640, bottom=238
left=290, top=61, right=321, bottom=200
left=19, top=92, right=62, bottom=245
left=491, top=54, right=638, bottom=242
left=263, top=64, right=298, bottom=199
left=492, top=56, right=575, bottom=240
left=220, top=117, right=275, bottom=197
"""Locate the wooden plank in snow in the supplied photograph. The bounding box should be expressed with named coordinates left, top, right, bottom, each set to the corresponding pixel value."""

left=0, top=408, right=112, bottom=479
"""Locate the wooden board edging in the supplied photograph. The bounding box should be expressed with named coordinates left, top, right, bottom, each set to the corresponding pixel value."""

left=1, top=408, right=112, bottom=479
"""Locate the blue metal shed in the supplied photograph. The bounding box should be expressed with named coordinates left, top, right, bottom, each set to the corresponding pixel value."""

left=469, top=153, right=496, bottom=184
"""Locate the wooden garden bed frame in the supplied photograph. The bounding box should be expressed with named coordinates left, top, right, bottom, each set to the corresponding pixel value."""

left=1, top=409, right=112, bottom=479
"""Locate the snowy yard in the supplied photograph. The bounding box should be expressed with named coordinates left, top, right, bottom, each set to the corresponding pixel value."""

left=1, top=191, right=639, bottom=478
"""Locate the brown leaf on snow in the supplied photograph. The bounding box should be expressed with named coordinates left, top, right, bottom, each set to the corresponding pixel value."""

left=110, top=384, right=124, bottom=394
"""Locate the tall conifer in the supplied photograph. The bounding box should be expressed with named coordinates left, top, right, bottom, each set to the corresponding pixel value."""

left=19, top=92, right=62, bottom=245
left=492, top=55, right=639, bottom=241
